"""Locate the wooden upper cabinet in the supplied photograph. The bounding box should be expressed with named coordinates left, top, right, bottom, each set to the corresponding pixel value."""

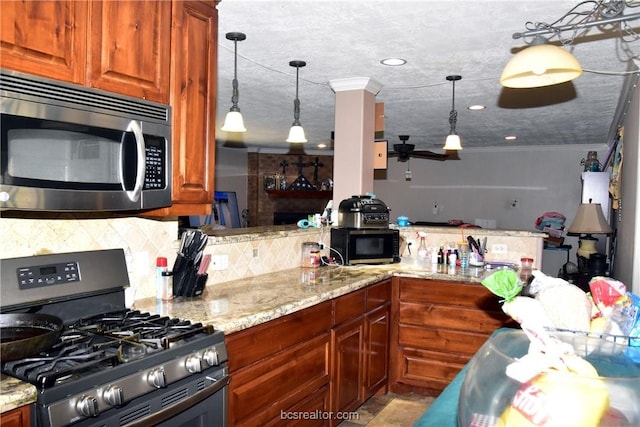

left=88, top=1, right=171, bottom=103
left=0, top=0, right=87, bottom=83
left=165, top=0, right=218, bottom=213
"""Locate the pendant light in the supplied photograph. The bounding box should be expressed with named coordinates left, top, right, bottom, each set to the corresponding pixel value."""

left=286, top=60, right=308, bottom=143
left=500, top=36, right=582, bottom=88
left=443, top=75, right=462, bottom=151
left=221, top=32, right=247, bottom=132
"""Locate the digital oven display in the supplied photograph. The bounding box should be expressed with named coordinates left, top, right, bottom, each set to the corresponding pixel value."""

left=16, top=261, right=80, bottom=290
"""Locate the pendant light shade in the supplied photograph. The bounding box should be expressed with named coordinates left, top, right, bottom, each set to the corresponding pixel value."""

left=443, top=75, right=462, bottom=151
left=221, top=32, right=247, bottom=132
left=443, top=134, right=462, bottom=151
left=286, top=60, right=307, bottom=143
left=221, top=111, right=246, bottom=133
left=500, top=38, right=582, bottom=88
left=287, top=125, right=307, bottom=143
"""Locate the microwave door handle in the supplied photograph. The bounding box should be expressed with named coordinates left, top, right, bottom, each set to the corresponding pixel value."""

left=126, top=120, right=146, bottom=202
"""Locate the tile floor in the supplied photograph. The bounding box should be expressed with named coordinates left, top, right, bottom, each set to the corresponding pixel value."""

left=338, top=393, right=434, bottom=427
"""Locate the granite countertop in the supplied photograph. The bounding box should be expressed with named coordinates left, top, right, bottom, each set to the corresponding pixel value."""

left=0, top=374, right=37, bottom=414
left=133, top=262, right=488, bottom=334
left=0, top=261, right=491, bottom=414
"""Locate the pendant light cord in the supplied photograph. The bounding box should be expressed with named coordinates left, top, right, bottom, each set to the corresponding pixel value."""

left=448, top=78, right=458, bottom=134
left=292, top=66, right=301, bottom=126
left=230, top=39, right=240, bottom=111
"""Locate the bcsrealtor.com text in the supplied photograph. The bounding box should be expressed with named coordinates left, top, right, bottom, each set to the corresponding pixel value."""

left=280, top=409, right=360, bottom=421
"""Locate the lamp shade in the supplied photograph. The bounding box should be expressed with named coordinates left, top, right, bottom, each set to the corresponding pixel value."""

left=567, top=202, right=612, bottom=235
left=500, top=44, right=582, bottom=88
left=286, top=125, right=307, bottom=143
left=221, top=110, right=247, bottom=132
left=443, top=134, right=462, bottom=151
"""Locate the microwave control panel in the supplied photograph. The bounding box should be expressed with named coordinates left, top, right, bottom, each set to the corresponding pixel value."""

left=144, top=141, right=166, bottom=190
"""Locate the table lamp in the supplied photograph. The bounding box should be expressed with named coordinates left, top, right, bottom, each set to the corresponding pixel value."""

left=567, top=200, right=612, bottom=272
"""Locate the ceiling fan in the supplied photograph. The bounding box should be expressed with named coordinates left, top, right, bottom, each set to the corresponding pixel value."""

left=388, top=135, right=459, bottom=162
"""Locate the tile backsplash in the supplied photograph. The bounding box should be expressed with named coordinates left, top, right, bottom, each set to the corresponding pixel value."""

left=0, top=217, right=328, bottom=301
left=1, top=217, right=543, bottom=303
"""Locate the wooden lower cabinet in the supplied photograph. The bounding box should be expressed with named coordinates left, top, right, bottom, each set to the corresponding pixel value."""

left=390, top=276, right=516, bottom=395
left=331, top=317, right=364, bottom=415
left=0, top=406, right=31, bottom=427
left=330, top=280, right=391, bottom=425
left=226, top=279, right=391, bottom=427
left=363, top=305, right=390, bottom=397
left=226, top=301, right=332, bottom=426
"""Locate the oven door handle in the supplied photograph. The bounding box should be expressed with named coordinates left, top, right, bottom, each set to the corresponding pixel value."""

left=124, top=374, right=230, bottom=427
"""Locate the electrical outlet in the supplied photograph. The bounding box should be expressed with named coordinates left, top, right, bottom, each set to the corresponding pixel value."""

left=491, top=244, right=508, bottom=254
left=211, top=254, right=229, bottom=271
left=252, top=248, right=259, bottom=258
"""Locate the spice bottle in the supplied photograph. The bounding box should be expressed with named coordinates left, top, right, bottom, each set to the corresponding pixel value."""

left=156, top=257, right=173, bottom=301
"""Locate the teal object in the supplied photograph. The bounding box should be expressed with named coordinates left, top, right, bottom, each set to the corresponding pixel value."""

left=412, top=328, right=513, bottom=427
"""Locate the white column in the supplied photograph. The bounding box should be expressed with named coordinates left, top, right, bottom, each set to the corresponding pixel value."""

left=329, top=77, right=383, bottom=217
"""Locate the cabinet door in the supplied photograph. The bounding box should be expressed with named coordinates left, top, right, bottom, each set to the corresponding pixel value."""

left=331, top=318, right=364, bottom=416
left=88, top=0, right=171, bottom=103
left=229, top=333, right=330, bottom=427
left=167, top=0, right=217, bottom=213
left=0, top=0, right=87, bottom=83
left=363, top=305, right=390, bottom=398
left=0, top=405, right=31, bottom=427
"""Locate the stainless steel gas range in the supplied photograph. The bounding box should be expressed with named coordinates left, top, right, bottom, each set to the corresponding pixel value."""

left=0, top=249, right=228, bottom=427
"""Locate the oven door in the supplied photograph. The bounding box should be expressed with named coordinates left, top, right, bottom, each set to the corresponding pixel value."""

left=53, top=368, right=229, bottom=427
left=128, top=372, right=229, bottom=427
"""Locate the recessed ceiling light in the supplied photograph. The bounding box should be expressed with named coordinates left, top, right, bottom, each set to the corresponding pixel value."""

left=380, top=58, right=407, bottom=66
left=505, top=135, right=517, bottom=141
left=468, top=105, right=485, bottom=110
left=317, top=143, right=328, bottom=149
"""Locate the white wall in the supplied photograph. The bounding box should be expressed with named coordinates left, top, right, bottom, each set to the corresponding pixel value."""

left=373, top=144, right=607, bottom=239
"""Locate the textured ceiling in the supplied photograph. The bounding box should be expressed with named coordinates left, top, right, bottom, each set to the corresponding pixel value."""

left=215, top=1, right=639, bottom=153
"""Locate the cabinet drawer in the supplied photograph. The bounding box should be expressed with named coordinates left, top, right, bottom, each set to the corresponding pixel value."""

left=398, top=347, right=470, bottom=391
left=230, top=333, right=331, bottom=426
left=399, top=301, right=508, bottom=333
left=366, top=279, right=391, bottom=311
left=399, top=325, right=490, bottom=355
left=333, top=289, right=365, bottom=325
left=400, top=278, right=501, bottom=311
left=226, top=301, right=332, bottom=371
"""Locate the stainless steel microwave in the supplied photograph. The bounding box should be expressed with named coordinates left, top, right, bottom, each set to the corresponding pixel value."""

left=0, top=69, right=172, bottom=211
left=330, top=228, right=401, bottom=265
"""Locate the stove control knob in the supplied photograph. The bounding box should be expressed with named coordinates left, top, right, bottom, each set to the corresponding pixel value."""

left=203, top=347, right=219, bottom=366
left=103, top=385, right=124, bottom=406
left=76, top=395, right=99, bottom=417
left=147, top=367, right=166, bottom=388
left=185, top=354, right=203, bottom=373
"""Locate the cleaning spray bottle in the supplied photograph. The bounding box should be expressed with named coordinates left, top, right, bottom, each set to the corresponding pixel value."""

left=417, top=231, right=428, bottom=265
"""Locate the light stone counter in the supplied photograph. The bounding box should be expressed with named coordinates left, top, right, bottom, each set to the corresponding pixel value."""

left=132, top=262, right=489, bottom=334
left=0, top=374, right=37, bottom=414
left=0, top=262, right=493, bottom=414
